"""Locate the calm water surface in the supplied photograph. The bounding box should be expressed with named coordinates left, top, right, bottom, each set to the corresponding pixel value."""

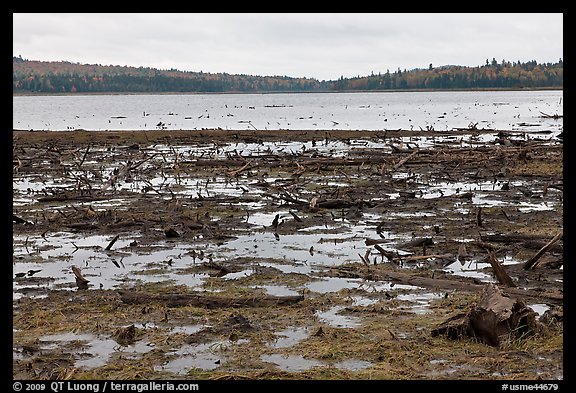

left=13, top=90, right=563, bottom=133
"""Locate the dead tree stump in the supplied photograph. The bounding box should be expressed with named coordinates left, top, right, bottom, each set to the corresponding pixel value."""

left=431, top=283, right=540, bottom=347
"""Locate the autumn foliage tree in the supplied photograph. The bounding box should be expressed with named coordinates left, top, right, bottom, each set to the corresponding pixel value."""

left=13, top=57, right=562, bottom=94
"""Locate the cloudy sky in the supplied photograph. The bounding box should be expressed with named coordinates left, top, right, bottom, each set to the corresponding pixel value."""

left=13, top=13, right=563, bottom=81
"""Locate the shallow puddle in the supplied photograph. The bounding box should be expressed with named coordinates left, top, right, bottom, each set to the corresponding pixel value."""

left=159, top=339, right=248, bottom=374
left=268, top=326, right=310, bottom=349
left=252, top=284, right=300, bottom=297
left=396, top=292, right=445, bottom=314
left=315, top=306, right=362, bottom=328
left=260, top=354, right=324, bottom=372
left=38, top=332, right=154, bottom=369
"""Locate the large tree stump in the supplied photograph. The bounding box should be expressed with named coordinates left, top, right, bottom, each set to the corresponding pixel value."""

left=431, top=283, right=540, bottom=347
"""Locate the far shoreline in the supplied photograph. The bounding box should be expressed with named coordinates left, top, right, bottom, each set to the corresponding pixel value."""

left=12, top=86, right=563, bottom=97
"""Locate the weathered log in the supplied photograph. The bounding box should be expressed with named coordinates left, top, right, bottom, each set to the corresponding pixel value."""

left=403, top=253, right=455, bottom=263
left=480, top=233, right=553, bottom=243
left=476, top=206, right=483, bottom=227
left=289, top=211, right=303, bottom=222
left=521, top=240, right=563, bottom=252
left=373, top=244, right=398, bottom=263
left=398, top=190, right=417, bottom=198
left=71, top=266, right=89, bottom=289
left=12, top=214, right=31, bottom=225
left=365, top=238, right=388, bottom=246
left=38, top=194, right=108, bottom=202
left=164, top=227, right=180, bottom=238
left=227, top=161, right=256, bottom=177
left=105, top=234, right=120, bottom=251
left=118, top=291, right=304, bottom=308
left=393, top=148, right=419, bottom=170
left=397, top=237, right=434, bottom=249
left=317, top=199, right=355, bottom=209
left=523, top=231, right=563, bottom=270
left=432, top=283, right=540, bottom=347
left=485, top=251, right=516, bottom=287
left=331, top=265, right=562, bottom=305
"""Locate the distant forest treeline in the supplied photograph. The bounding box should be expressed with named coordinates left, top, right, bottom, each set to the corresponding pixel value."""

left=13, top=56, right=563, bottom=94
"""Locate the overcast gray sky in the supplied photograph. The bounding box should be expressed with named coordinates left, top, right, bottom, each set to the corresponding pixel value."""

left=13, top=13, right=563, bottom=81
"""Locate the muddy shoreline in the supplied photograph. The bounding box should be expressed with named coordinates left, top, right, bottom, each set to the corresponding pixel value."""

left=13, top=128, right=563, bottom=380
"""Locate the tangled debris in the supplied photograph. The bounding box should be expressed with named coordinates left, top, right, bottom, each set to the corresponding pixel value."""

left=13, top=128, right=562, bottom=380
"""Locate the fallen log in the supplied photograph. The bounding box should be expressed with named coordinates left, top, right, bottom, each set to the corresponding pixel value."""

left=520, top=240, right=563, bottom=252
left=393, top=148, right=420, bottom=170
left=431, top=283, right=541, bottom=347
left=480, top=233, right=553, bottom=243
left=373, top=244, right=399, bottom=263
left=331, top=265, right=562, bottom=305
left=12, top=214, right=31, bottom=225
left=403, top=253, right=455, bottom=263
left=365, top=238, right=388, bottom=246
left=37, top=194, right=108, bottom=202
left=317, top=199, right=355, bottom=209
left=523, top=231, right=563, bottom=270
left=397, top=237, right=434, bottom=249
left=227, top=161, right=256, bottom=177
left=118, top=291, right=304, bottom=308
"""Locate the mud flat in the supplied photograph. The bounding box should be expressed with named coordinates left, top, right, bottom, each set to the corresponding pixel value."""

left=13, top=128, right=563, bottom=380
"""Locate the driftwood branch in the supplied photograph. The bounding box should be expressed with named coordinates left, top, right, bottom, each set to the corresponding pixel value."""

left=126, top=153, right=158, bottom=172
left=78, top=145, right=91, bottom=168
left=228, top=161, right=256, bottom=177
left=13, top=214, right=31, bottom=225
left=393, top=148, right=419, bottom=170
left=523, top=231, right=563, bottom=270
left=373, top=244, right=399, bottom=263
left=105, top=234, right=120, bottom=251
left=71, top=266, right=89, bottom=289
left=485, top=251, right=516, bottom=287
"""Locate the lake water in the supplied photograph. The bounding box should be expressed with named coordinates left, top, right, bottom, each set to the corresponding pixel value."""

left=13, top=90, right=563, bottom=134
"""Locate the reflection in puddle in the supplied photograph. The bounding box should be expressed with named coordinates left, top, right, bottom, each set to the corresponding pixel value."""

left=39, top=332, right=153, bottom=369
left=221, top=269, right=255, bottom=280
left=160, top=339, right=248, bottom=374
left=529, top=303, right=550, bottom=317
left=315, top=306, right=362, bottom=328
left=168, top=325, right=204, bottom=335
left=305, top=276, right=417, bottom=294
left=444, top=255, right=524, bottom=282
left=12, top=233, right=211, bottom=297
left=305, top=277, right=361, bottom=294
left=396, top=292, right=445, bottom=314
left=268, top=326, right=310, bottom=349
left=261, top=354, right=323, bottom=372
left=252, top=284, right=300, bottom=297
left=220, top=231, right=368, bottom=266
left=349, top=296, right=380, bottom=307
